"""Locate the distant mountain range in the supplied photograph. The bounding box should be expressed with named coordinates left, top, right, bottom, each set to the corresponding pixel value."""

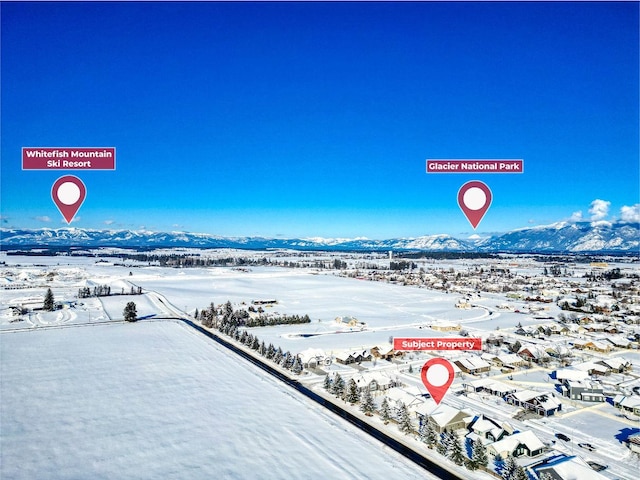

left=1, top=221, right=638, bottom=254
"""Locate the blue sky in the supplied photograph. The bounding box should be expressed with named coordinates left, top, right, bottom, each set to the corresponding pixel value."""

left=1, top=1, right=638, bottom=239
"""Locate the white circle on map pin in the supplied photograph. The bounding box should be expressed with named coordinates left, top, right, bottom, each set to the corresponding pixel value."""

left=462, top=187, right=487, bottom=211
left=426, top=363, right=449, bottom=387
left=57, top=182, right=81, bottom=205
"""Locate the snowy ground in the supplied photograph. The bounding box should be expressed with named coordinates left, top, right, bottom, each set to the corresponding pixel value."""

left=1, top=321, right=437, bottom=479
left=2, top=255, right=639, bottom=479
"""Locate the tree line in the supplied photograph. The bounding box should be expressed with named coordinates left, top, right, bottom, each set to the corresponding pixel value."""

left=198, top=300, right=305, bottom=375
left=78, top=284, right=143, bottom=298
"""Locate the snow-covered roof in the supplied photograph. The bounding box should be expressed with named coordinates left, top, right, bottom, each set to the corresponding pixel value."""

left=615, top=395, right=640, bottom=409
left=535, top=455, right=610, bottom=480
left=384, top=387, right=424, bottom=408
left=467, top=377, right=516, bottom=394
left=428, top=404, right=468, bottom=427
left=598, top=357, right=630, bottom=370
left=455, top=355, right=491, bottom=371
left=296, top=348, right=326, bottom=363
left=488, top=430, right=545, bottom=457
left=352, top=371, right=394, bottom=388
left=554, top=368, right=589, bottom=382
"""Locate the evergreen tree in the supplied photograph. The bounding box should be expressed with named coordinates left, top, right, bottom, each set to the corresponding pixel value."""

left=323, top=374, right=332, bottom=391
left=440, top=430, right=455, bottom=457
left=360, top=387, right=375, bottom=416
left=538, top=472, right=553, bottom=480
left=380, top=397, right=392, bottom=424
left=331, top=373, right=345, bottom=397
left=273, top=350, right=283, bottom=365
left=436, top=437, right=447, bottom=456
left=470, top=438, right=488, bottom=470
left=282, top=351, right=294, bottom=369
left=422, top=420, right=438, bottom=449
left=501, top=455, right=517, bottom=480
left=512, top=466, right=528, bottom=480
left=345, top=378, right=359, bottom=404
left=123, top=301, right=137, bottom=322
left=266, top=343, right=276, bottom=360
left=224, top=301, right=233, bottom=320
left=448, top=433, right=465, bottom=466
left=291, top=356, right=303, bottom=375
left=44, top=288, right=55, bottom=311
left=397, top=402, right=413, bottom=434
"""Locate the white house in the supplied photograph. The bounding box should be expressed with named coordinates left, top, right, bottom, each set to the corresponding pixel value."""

left=486, top=430, right=545, bottom=458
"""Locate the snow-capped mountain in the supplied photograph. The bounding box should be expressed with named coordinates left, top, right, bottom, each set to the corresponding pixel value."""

left=1, top=221, right=638, bottom=253
left=480, top=221, right=639, bottom=253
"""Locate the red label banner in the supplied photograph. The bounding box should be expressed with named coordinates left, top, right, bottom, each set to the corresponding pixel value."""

left=22, top=148, right=116, bottom=170
left=426, top=159, right=523, bottom=173
left=393, top=337, right=482, bottom=351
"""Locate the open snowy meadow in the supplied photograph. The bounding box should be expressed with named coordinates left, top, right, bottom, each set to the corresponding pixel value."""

left=1, top=320, right=437, bottom=479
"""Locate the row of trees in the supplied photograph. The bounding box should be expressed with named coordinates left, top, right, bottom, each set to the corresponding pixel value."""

left=243, top=314, right=311, bottom=328
left=199, top=300, right=305, bottom=375
left=78, top=285, right=143, bottom=298
left=197, top=301, right=311, bottom=329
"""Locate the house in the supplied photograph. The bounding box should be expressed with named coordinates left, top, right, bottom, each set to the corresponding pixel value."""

left=514, top=325, right=537, bottom=337
left=453, top=355, right=491, bottom=375
left=485, top=335, right=505, bottom=346
left=430, top=321, right=461, bottom=332
left=464, top=377, right=517, bottom=398
left=370, top=344, right=404, bottom=361
left=561, top=379, right=604, bottom=402
left=415, top=403, right=470, bottom=433
left=455, top=298, right=472, bottom=309
left=613, top=395, right=640, bottom=416
left=553, top=367, right=589, bottom=383
left=494, top=353, right=527, bottom=369
left=334, top=349, right=371, bottom=365
left=625, top=432, right=640, bottom=454
left=352, top=371, right=396, bottom=392
left=384, top=387, right=424, bottom=412
left=486, top=430, right=545, bottom=459
left=505, top=390, right=562, bottom=416
left=531, top=454, right=610, bottom=480
left=596, top=357, right=632, bottom=373
left=572, top=339, right=611, bottom=353
left=605, top=336, right=632, bottom=349
left=335, top=316, right=365, bottom=328
left=518, top=345, right=549, bottom=364
left=296, top=348, right=328, bottom=368
left=466, top=414, right=513, bottom=444
left=572, top=361, right=609, bottom=376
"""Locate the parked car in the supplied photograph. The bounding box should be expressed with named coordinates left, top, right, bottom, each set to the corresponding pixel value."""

left=586, top=461, right=608, bottom=472
left=555, top=433, right=571, bottom=442
left=579, top=442, right=596, bottom=451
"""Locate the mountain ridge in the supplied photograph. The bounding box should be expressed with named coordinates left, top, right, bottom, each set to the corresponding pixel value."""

left=1, top=221, right=638, bottom=254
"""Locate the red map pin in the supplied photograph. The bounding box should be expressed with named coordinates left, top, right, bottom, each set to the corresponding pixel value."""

left=51, top=175, right=86, bottom=224
left=458, top=180, right=492, bottom=229
left=420, top=358, right=455, bottom=405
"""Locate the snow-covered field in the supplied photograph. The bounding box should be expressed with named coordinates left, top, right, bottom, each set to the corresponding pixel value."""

left=1, top=320, right=436, bottom=479
left=2, top=255, right=639, bottom=479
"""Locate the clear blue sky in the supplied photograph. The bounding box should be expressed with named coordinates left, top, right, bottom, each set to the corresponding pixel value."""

left=1, top=1, right=638, bottom=239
